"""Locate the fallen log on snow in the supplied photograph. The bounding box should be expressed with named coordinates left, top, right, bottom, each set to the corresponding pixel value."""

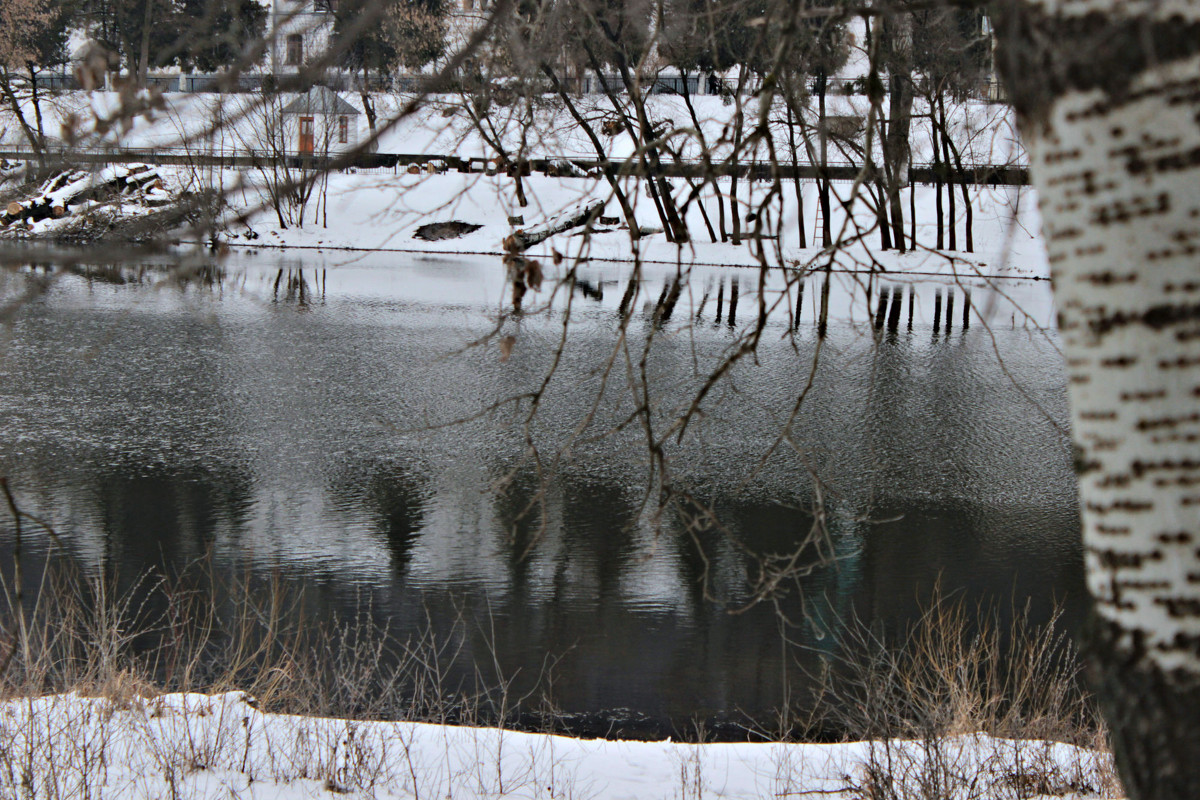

left=503, top=199, right=605, bottom=252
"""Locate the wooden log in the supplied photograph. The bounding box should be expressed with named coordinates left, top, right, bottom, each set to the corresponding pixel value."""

left=506, top=199, right=605, bottom=251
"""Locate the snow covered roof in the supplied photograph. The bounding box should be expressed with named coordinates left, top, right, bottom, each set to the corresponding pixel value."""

left=280, top=85, right=360, bottom=116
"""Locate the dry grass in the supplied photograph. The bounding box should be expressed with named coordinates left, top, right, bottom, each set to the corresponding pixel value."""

left=796, top=588, right=1124, bottom=799
left=0, top=555, right=520, bottom=728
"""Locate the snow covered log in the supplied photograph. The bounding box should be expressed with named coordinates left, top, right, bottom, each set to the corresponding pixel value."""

left=1, top=165, right=166, bottom=229
left=504, top=199, right=605, bottom=251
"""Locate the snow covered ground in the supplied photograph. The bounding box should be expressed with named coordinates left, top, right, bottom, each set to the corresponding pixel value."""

left=212, top=167, right=1048, bottom=283
left=0, top=691, right=1117, bottom=800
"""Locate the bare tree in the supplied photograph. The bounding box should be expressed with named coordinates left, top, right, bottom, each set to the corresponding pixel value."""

left=0, top=0, right=69, bottom=161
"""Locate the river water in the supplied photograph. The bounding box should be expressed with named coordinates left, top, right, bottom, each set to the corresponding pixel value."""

left=0, top=251, right=1082, bottom=736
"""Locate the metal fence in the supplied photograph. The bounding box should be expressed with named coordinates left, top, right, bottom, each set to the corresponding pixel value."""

left=17, top=70, right=1001, bottom=103
left=0, top=146, right=1030, bottom=185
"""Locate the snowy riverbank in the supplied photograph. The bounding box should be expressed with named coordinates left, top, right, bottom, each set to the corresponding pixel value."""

left=2, top=89, right=1046, bottom=283
left=2, top=691, right=1116, bottom=800
left=213, top=166, right=1049, bottom=281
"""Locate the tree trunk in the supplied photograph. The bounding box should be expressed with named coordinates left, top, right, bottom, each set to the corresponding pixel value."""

left=865, top=16, right=890, bottom=251
left=685, top=177, right=718, bottom=243
left=138, top=0, right=155, bottom=87
left=884, top=11, right=913, bottom=253
left=0, top=74, right=45, bottom=166
left=937, top=101, right=974, bottom=254
left=786, top=97, right=807, bottom=249
left=931, top=108, right=944, bottom=250
left=938, top=98, right=955, bottom=251
left=680, top=70, right=719, bottom=242
left=818, top=73, right=831, bottom=247
left=26, top=64, right=46, bottom=153
left=587, top=43, right=689, bottom=243
left=909, top=176, right=916, bottom=248
left=360, top=65, right=377, bottom=133
left=992, top=6, right=1200, bottom=799
left=541, top=64, right=640, bottom=236
left=873, top=179, right=892, bottom=250
left=729, top=67, right=748, bottom=247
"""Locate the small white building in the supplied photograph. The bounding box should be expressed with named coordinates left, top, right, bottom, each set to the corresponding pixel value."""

left=279, top=86, right=361, bottom=154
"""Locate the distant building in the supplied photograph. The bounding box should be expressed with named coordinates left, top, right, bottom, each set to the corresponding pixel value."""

left=280, top=85, right=362, bottom=154
left=267, top=0, right=336, bottom=76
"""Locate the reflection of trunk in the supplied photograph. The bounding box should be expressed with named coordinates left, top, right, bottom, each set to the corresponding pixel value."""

left=727, top=278, right=739, bottom=327
left=991, top=11, right=1200, bottom=793
left=793, top=278, right=804, bottom=329
left=817, top=265, right=830, bottom=338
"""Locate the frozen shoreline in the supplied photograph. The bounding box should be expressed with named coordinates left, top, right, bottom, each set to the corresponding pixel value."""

left=0, top=691, right=1116, bottom=800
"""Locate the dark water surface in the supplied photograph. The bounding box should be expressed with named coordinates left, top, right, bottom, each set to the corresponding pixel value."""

left=0, top=253, right=1082, bottom=735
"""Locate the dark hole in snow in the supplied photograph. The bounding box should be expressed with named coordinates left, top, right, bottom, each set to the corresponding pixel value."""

left=413, top=221, right=484, bottom=241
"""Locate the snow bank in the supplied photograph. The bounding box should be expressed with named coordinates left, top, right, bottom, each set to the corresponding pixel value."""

left=0, top=691, right=1117, bottom=800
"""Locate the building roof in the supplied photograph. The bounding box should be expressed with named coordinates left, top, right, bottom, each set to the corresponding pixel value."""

left=280, top=85, right=360, bottom=116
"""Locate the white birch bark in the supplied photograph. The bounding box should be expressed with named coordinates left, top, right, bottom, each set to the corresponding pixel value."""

left=1034, top=52, right=1200, bottom=674
left=992, top=0, right=1200, bottom=794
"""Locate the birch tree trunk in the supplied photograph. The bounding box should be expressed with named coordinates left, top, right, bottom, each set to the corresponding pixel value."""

left=992, top=4, right=1200, bottom=797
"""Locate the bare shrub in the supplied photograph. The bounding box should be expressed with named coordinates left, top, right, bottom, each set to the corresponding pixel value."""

left=802, top=588, right=1121, bottom=799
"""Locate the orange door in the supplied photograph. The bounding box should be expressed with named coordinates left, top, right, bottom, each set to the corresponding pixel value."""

left=299, top=117, right=314, bottom=154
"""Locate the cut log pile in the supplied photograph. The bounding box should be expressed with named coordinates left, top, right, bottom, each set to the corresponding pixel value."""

left=0, top=164, right=167, bottom=229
